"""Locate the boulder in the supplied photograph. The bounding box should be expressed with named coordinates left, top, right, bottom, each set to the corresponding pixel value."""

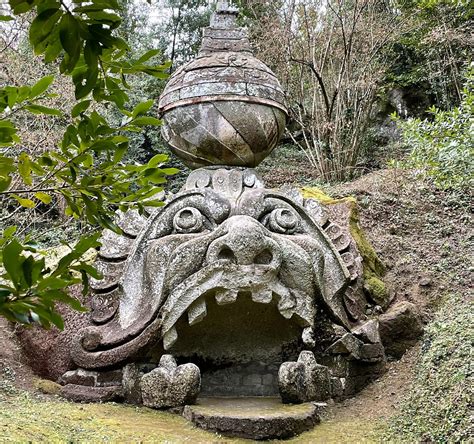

left=379, top=301, right=424, bottom=358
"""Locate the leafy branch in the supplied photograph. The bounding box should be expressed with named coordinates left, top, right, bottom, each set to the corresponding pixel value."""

left=0, top=0, right=176, bottom=328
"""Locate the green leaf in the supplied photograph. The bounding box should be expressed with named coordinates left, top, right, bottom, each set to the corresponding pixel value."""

left=71, top=100, right=91, bottom=117
left=30, top=75, right=55, bottom=98
left=9, top=0, right=35, bottom=14
left=42, top=289, right=85, bottom=312
left=0, top=120, right=19, bottom=146
left=18, top=152, right=32, bottom=185
left=29, top=8, right=62, bottom=51
left=161, top=168, right=179, bottom=175
left=0, top=176, right=12, bottom=192
left=113, top=142, right=128, bottom=163
left=131, top=116, right=161, bottom=127
left=143, top=199, right=165, bottom=207
left=59, top=13, right=81, bottom=72
left=2, top=239, right=24, bottom=290
left=34, top=192, right=52, bottom=204
left=49, top=311, right=64, bottom=329
left=44, top=31, right=63, bottom=63
left=136, top=49, right=160, bottom=64
left=90, top=140, right=114, bottom=151
left=37, top=277, right=71, bottom=291
left=132, top=99, right=154, bottom=118
left=24, top=104, right=62, bottom=116
left=147, top=154, right=168, bottom=167
left=2, top=226, right=17, bottom=238
left=0, top=15, right=14, bottom=21
left=12, top=195, right=36, bottom=208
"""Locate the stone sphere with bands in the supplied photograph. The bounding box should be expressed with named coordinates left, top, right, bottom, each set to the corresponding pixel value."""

left=158, top=6, right=287, bottom=170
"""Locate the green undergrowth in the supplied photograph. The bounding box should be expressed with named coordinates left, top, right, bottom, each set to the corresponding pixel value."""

left=383, top=294, right=473, bottom=442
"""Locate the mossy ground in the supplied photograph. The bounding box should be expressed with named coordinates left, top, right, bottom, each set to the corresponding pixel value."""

left=0, top=389, right=380, bottom=443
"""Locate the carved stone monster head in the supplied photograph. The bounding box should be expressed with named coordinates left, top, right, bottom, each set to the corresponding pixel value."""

left=71, top=168, right=362, bottom=371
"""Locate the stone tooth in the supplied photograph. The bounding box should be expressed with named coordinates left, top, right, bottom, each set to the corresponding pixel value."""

left=302, top=327, right=316, bottom=347
left=278, top=293, right=296, bottom=311
left=251, top=289, right=272, bottom=304
left=215, top=289, right=238, bottom=305
left=188, top=299, right=207, bottom=326
left=278, top=292, right=296, bottom=319
left=163, top=326, right=178, bottom=350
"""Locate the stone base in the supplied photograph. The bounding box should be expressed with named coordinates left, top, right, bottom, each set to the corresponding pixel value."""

left=183, top=397, right=323, bottom=440
left=60, top=384, right=123, bottom=403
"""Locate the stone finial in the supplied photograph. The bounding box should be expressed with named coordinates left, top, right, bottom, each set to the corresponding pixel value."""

left=216, top=0, right=238, bottom=14
left=211, top=0, right=239, bottom=28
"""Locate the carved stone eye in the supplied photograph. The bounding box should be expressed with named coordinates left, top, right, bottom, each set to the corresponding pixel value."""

left=267, top=208, right=299, bottom=234
left=173, top=207, right=204, bottom=233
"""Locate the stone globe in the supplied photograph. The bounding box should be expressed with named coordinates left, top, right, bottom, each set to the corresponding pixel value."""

left=158, top=2, right=287, bottom=170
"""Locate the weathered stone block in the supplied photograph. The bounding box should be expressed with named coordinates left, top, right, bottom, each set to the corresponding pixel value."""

left=96, top=369, right=123, bottom=387
left=59, top=369, right=97, bottom=387
left=243, top=374, right=262, bottom=386
left=122, top=364, right=142, bottom=405
left=279, top=351, right=332, bottom=404
left=262, top=374, right=274, bottom=386
left=140, top=355, right=201, bottom=409
left=60, top=384, right=123, bottom=403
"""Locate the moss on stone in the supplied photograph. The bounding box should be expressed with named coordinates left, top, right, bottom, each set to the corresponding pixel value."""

left=364, top=276, right=389, bottom=308
left=383, top=294, right=472, bottom=442
left=33, top=378, right=62, bottom=395
left=302, top=187, right=354, bottom=205
left=302, top=187, right=388, bottom=307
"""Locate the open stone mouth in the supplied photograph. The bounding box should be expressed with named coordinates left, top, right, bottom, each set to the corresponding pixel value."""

left=160, top=263, right=314, bottom=350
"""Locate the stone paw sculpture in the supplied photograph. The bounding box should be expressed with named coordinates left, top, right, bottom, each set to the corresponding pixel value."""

left=278, top=351, right=332, bottom=404
left=140, top=355, right=201, bottom=409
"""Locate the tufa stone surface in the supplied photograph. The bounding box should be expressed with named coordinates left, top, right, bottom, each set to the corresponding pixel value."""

left=279, top=351, right=332, bottom=404
left=60, top=384, right=123, bottom=403
left=379, top=301, right=424, bottom=358
left=140, top=355, right=201, bottom=409
left=183, top=397, right=323, bottom=440
left=122, top=363, right=143, bottom=405
left=71, top=168, right=356, bottom=370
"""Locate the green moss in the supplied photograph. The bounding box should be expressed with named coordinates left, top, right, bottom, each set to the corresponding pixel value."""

left=0, top=388, right=380, bottom=443
left=33, top=378, right=62, bottom=395
left=364, top=276, right=389, bottom=308
left=302, top=187, right=354, bottom=205
left=302, top=187, right=388, bottom=306
left=0, top=392, right=225, bottom=443
left=383, top=294, right=472, bottom=442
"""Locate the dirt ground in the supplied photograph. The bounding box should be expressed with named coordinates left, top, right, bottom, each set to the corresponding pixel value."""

left=0, top=168, right=471, bottom=442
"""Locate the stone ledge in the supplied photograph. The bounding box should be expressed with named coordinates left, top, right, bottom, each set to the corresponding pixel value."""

left=183, top=397, right=324, bottom=440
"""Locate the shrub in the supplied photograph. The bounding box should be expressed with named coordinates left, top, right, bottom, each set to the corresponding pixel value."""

left=395, top=65, right=473, bottom=190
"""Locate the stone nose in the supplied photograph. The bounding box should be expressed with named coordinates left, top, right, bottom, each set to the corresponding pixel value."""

left=206, top=216, right=282, bottom=268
